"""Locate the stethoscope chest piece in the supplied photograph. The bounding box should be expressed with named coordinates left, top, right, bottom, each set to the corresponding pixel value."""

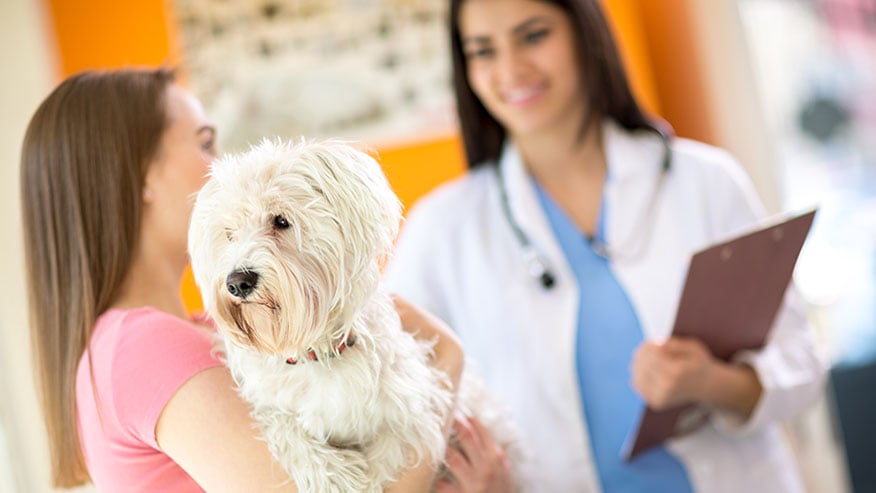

left=523, top=247, right=557, bottom=289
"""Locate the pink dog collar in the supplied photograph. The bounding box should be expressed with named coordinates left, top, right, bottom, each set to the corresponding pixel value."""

left=285, top=334, right=356, bottom=365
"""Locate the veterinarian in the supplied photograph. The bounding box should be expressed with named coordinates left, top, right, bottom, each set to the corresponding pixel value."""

left=385, top=0, right=827, bottom=491
left=21, top=67, right=467, bottom=492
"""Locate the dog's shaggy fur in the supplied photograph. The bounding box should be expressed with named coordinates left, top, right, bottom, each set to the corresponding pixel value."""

left=188, top=139, right=518, bottom=492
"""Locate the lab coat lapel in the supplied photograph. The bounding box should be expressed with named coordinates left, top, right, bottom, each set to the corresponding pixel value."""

left=498, top=141, right=572, bottom=292
left=497, top=142, right=601, bottom=491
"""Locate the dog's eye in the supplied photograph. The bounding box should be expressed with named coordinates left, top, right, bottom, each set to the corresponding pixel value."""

left=225, top=229, right=234, bottom=242
left=273, top=215, right=290, bottom=230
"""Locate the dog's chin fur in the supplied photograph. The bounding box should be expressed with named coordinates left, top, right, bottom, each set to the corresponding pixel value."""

left=188, top=138, right=522, bottom=492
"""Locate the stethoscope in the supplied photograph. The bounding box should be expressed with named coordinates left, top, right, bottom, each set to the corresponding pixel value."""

left=497, top=127, right=673, bottom=290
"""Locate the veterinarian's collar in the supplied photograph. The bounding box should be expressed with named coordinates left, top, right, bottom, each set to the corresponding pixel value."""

left=285, top=334, right=356, bottom=365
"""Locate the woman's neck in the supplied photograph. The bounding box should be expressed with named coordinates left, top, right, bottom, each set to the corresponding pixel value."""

left=514, top=122, right=606, bottom=183
left=111, top=241, right=189, bottom=318
left=513, top=122, right=608, bottom=238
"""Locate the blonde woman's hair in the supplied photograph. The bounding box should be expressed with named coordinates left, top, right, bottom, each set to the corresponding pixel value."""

left=20, top=67, right=174, bottom=487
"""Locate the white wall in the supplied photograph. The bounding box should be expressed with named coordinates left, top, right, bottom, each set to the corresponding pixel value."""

left=686, top=0, right=783, bottom=213
left=0, top=0, right=58, bottom=492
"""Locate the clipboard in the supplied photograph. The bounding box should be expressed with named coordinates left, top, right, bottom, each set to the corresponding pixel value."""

left=621, top=208, right=817, bottom=462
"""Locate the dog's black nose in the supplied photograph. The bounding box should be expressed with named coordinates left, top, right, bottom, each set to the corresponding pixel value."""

left=226, top=270, right=259, bottom=299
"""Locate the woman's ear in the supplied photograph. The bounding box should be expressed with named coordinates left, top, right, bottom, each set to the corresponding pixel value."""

left=143, top=139, right=167, bottom=205
left=142, top=153, right=163, bottom=205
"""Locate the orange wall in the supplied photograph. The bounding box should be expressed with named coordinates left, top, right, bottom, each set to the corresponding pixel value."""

left=634, top=0, right=716, bottom=144
left=602, top=0, right=661, bottom=116
left=44, top=0, right=682, bottom=314
left=46, top=0, right=180, bottom=76
left=376, top=136, right=467, bottom=211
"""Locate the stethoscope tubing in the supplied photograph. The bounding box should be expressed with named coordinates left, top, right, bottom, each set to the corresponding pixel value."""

left=498, top=126, right=672, bottom=289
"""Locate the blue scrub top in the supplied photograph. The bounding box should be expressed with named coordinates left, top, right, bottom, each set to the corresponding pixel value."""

left=535, top=179, right=692, bottom=493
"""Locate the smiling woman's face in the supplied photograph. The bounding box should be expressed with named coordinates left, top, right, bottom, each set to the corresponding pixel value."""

left=459, top=0, right=585, bottom=140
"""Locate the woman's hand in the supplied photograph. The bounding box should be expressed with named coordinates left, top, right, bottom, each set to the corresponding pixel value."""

left=631, top=337, right=763, bottom=418
left=631, top=337, right=714, bottom=411
left=434, top=416, right=513, bottom=493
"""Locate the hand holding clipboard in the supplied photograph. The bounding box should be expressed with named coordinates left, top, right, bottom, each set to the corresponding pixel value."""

left=622, top=208, right=817, bottom=461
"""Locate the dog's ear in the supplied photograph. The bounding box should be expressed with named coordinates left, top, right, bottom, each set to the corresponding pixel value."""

left=308, top=142, right=402, bottom=259
left=284, top=141, right=402, bottom=333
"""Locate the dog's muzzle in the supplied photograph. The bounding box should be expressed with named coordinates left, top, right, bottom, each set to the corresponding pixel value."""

left=226, top=269, right=259, bottom=299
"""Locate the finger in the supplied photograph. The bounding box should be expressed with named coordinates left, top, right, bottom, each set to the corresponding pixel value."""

left=641, top=341, right=669, bottom=363
left=631, top=370, right=650, bottom=397
left=642, top=340, right=661, bottom=351
left=631, top=345, right=646, bottom=370
left=631, top=344, right=655, bottom=376
left=632, top=346, right=659, bottom=385
left=634, top=341, right=657, bottom=360
left=444, top=446, right=474, bottom=484
left=634, top=369, right=662, bottom=403
left=662, top=337, right=704, bottom=357
left=645, top=347, right=667, bottom=377
left=467, top=415, right=495, bottom=449
left=655, top=340, right=702, bottom=373
left=453, top=416, right=485, bottom=468
left=641, top=358, right=677, bottom=398
left=639, top=368, right=673, bottom=408
left=467, top=415, right=507, bottom=471
left=631, top=344, right=660, bottom=372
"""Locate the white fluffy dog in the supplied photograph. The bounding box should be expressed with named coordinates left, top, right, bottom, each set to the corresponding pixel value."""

left=188, top=139, right=518, bottom=492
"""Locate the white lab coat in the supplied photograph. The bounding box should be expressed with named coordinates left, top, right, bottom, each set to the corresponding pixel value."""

left=384, top=121, right=826, bottom=493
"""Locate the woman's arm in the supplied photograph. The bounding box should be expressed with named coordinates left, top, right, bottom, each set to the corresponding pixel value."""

left=157, top=365, right=297, bottom=492
left=392, top=295, right=464, bottom=404
left=158, top=297, right=465, bottom=493
left=631, top=337, right=762, bottom=418
left=631, top=291, right=826, bottom=429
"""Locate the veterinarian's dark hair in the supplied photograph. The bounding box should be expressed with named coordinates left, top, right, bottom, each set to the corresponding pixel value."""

left=449, top=0, right=663, bottom=167
left=20, top=66, right=174, bottom=487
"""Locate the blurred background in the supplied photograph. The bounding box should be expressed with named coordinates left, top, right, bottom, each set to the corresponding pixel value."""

left=1, top=0, right=873, bottom=491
